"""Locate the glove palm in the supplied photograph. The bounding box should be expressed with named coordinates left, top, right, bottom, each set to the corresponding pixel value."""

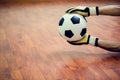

left=67, top=34, right=99, bottom=46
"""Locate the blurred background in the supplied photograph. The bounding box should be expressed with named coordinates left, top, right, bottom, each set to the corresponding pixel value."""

left=0, top=0, right=120, bottom=80
left=0, top=0, right=119, bottom=3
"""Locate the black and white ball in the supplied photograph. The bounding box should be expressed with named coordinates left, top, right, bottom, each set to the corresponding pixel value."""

left=58, top=13, right=87, bottom=41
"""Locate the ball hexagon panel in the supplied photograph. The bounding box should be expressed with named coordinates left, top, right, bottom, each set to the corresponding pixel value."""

left=65, top=30, right=74, bottom=38
left=71, top=16, right=80, bottom=24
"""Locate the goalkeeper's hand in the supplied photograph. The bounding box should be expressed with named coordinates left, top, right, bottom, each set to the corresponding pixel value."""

left=66, top=6, right=99, bottom=17
left=67, top=33, right=99, bottom=46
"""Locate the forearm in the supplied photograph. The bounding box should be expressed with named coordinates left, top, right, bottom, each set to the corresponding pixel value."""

left=98, top=39, right=120, bottom=52
left=99, top=5, right=120, bottom=16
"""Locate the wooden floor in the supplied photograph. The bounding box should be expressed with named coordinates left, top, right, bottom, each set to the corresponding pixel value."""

left=0, top=1, right=120, bottom=80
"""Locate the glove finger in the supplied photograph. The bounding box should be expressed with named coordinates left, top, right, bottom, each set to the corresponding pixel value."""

left=68, top=9, right=83, bottom=13
left=66, top=8, right=82, bottom=13
left=74, top=11, right=88, bottom=17
left=67, top=41, right=87, bottom=45
left=65, top=8, right=74, bottom=13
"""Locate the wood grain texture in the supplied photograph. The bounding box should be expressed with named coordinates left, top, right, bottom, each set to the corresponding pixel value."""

left=0, top=1, right=120, bottom=80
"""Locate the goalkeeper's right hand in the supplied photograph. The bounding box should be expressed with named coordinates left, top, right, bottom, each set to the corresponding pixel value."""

left=66, top=6, right=99, bottom=17
left=67, top=33, right=99, bottom=46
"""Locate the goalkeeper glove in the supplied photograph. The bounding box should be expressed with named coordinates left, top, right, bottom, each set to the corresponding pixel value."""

left=66, top=6, right=99, bottom=17
left=67, top=34, right=99, bottom=46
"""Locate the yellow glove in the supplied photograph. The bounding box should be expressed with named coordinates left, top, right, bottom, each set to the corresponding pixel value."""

left=67, top=34, right=99, bottom=46
left=66, top=6, right=99, bottom=17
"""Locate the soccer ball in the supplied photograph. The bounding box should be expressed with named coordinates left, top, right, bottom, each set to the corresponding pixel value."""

left=58, top=13, right=87, bottom=41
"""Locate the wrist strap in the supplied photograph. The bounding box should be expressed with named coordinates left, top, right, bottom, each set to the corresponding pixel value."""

left=89, top=36, right=99, bottom=46
left=95, top=38, right=99, bottom=46
left=90, top=6, right=99, bottom=16
left=96, top=6, right=99, bottom=15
